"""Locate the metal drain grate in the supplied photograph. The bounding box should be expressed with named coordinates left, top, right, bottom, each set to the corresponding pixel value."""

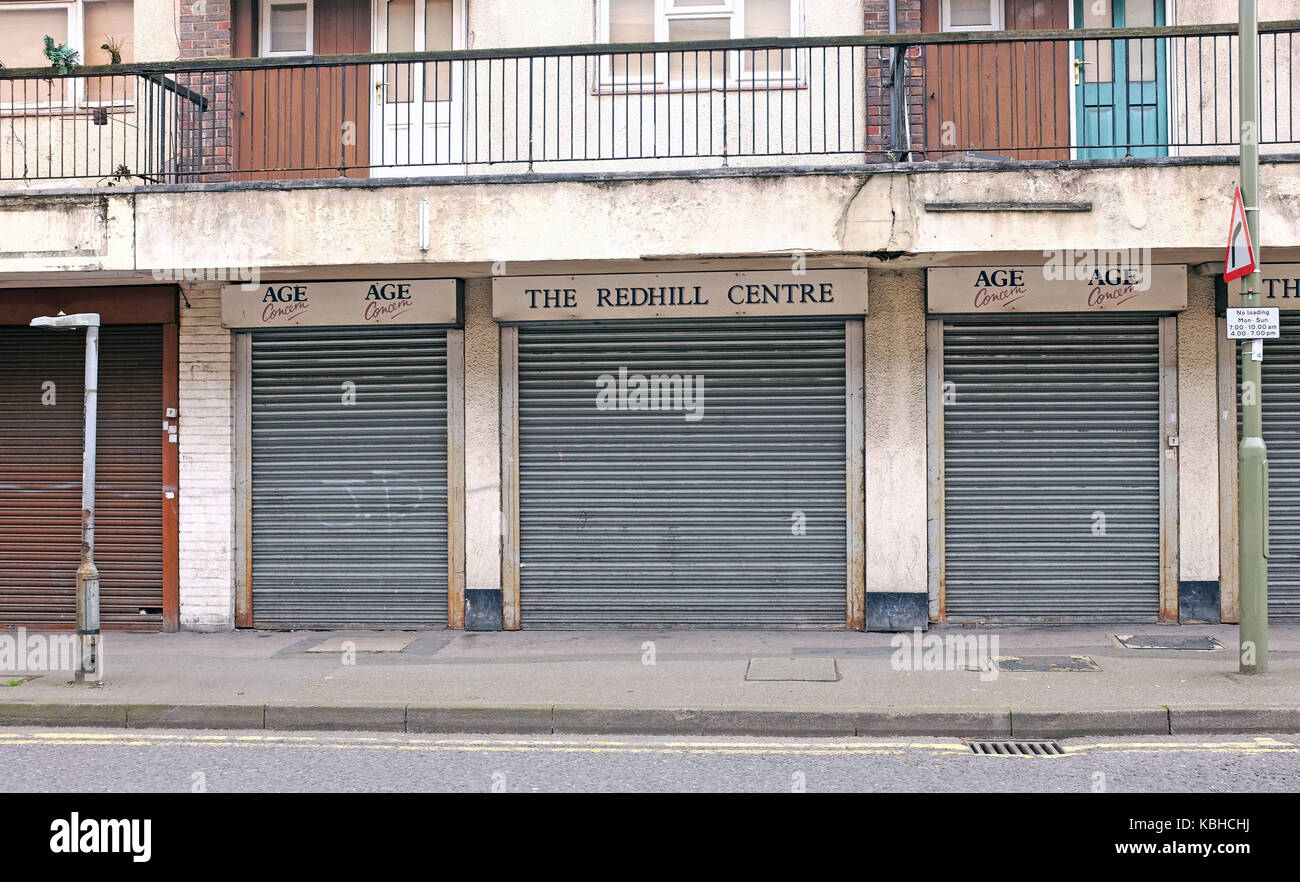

left=968, top=740, right=1065, bottom=757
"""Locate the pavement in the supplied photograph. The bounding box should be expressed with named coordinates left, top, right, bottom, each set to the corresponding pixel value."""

left=1, top=624, right=1298, bottom=737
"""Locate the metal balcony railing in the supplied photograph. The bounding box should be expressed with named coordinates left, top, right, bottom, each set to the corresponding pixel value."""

left=0, top=21, right=1296, bottom=185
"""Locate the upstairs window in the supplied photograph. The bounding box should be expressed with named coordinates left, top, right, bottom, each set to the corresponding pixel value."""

left=261, top=0, right=313, bottom=57
left=599, top=0, right=804, bottom=88
left=0, top=0, right=135, bottom=105
left=941, top=0, right=1003, bottom=32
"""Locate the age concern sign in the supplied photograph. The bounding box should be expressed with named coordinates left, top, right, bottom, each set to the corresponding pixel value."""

left=927, top=265, right=1187, bottom=313
left=492, top=270, right=868, bottom=321
left=222, top=279, right=459, bottom=328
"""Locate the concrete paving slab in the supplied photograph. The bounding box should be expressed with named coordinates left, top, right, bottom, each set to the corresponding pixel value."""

left=744, top=657, right=841, bottom=681
left=305, top=636, right=417, bottom=653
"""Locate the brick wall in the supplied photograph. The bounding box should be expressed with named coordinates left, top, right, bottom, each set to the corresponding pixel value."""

left=864, top=0, right=925, bottom=160
left=178, top=282, right=235, bottom=630
left=177, top=1, right=234, bottom=182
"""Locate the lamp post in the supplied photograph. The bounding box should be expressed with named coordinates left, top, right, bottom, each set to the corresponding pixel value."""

left=1238, top=0, right=1268, bottom=674
left=30, top=312, right=102, bottom=683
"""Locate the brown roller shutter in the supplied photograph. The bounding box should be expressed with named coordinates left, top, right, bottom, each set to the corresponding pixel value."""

left=0, top=324, right=164, bottom=630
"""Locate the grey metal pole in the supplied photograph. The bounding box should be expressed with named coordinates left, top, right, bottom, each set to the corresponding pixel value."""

left=76, top=323, right=102, bottom=683
left=1238, top=0, right=1268, bottom=674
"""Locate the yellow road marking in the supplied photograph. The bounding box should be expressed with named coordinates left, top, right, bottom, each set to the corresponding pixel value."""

left=0, top=730, right=1295, bottom=757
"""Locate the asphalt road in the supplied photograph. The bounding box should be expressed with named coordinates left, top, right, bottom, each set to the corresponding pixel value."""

left=0, top=728, right=1297, bottom=793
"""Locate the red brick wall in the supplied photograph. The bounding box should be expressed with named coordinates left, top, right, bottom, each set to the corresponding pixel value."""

left=865, top=0, right=924, bottom=160
left=177, top=1, right=234, bottom=181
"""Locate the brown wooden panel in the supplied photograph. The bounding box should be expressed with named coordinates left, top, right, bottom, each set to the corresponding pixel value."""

left=0, top=325, right=165, bottom=631
left=232, top=0, right=371, bottom=180
left=920, top=0, right=1070, bottom=160
left=0, top=286, right=177, bottom=325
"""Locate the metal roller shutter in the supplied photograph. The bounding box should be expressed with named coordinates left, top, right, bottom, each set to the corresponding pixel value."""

left=1239, top=312, right=1300, bottom=620
left=250, top=327, right=448, bottom=628
left=943, top=317, right=1161, bottom=621
left=0, top=325, right=164, bottom=630
left=517, top=318, right=848, bottom=628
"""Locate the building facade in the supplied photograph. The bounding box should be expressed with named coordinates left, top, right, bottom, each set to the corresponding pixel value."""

left=0, top=0, right=1298, bottom=632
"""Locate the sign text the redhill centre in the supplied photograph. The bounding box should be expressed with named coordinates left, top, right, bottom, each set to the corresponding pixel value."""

left=492, top=270, right=869, bottom=321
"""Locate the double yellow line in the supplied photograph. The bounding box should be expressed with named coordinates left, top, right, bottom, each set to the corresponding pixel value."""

left=0, top=731, right=1296, bottom=757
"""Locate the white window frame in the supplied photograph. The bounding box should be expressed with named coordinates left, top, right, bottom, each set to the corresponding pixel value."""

left=940, top=0, right=1004, bottom=33
left=0, top=0, right=139, bottom=113
left=260, top=0, right=314, bottom=57
left=597, top=0, right=804, bottom=91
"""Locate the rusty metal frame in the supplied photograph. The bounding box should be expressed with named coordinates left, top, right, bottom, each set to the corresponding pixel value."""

left=1158, top=314, right=1181, bottom=622
left=446, top=328, right=467, bottom=629
left=1217, top=316, right=1240, bottom=623
left=845, top=318, right=865, bottom=630
left=925, top=317, right=946, bottom=622
left=233, top=331, right=253, bottom=628
left=500, top=324, right=521, bottom=630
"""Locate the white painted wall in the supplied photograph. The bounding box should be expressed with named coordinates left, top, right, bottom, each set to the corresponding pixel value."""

left=177, top=281, right=236, bottom=629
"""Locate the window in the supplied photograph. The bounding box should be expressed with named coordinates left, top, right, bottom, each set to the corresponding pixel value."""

left=261, top=0, right=313, bottom=57
left=941, top=0, right=1003, bottom=32
left=0, top=1, right=135, bottom=104
left=599, top=0, right=803, bottom=87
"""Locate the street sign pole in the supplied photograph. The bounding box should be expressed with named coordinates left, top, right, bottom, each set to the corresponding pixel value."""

left=31, top=312, right=102, bottom=683
left=1238, top=0, right=1268, bottom=674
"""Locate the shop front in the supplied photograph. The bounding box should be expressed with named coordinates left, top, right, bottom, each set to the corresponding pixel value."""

left=0, top=286, right=178, bottom=631
left=223, top=279, right=463, bottom=629
left=928, top=264, right=1187, bottom=622
left=1224, top=264, right=1300, bottom=622
left=494, top=270, right=868, bottom=629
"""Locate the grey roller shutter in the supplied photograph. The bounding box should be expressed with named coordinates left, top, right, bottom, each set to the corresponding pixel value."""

left=1239, top=312, right=1300, bottom=620
left=943, top=317, right=1161, bottom=621
left=251, top=327, right=448, bottom=628
left=517, top=318, right=848, bottom=628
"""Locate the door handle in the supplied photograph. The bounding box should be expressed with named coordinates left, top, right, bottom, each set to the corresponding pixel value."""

left=375, top=81, right=390, bottom=105
left=1073, top=58, right=1092, bottom=85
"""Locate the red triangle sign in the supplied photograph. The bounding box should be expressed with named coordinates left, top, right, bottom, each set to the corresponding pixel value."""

left=1224, top=185, right=1257, bottom=282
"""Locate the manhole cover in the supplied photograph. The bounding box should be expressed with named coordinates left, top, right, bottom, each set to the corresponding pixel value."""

left=969, top=740, right=1065, bottom=756
left=994, top=655, right=1101, bottom=672
left=745, top=657, right=840, bottom=682
left=1115, top=634, right=1226, bottom=651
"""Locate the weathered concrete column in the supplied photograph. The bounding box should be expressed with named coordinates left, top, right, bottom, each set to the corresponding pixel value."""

left=1177, top=273, right=1223, bottom=621
left=462, top=278, right=503, bottom=629
left=864, top=269, right=930, bottom=630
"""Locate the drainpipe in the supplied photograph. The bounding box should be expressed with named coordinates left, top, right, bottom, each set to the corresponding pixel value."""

left=887, top=0, right=910, bottom=160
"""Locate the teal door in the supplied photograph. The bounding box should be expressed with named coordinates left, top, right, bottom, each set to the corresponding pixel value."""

left=1074, top=0, right=1168, bottom=158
